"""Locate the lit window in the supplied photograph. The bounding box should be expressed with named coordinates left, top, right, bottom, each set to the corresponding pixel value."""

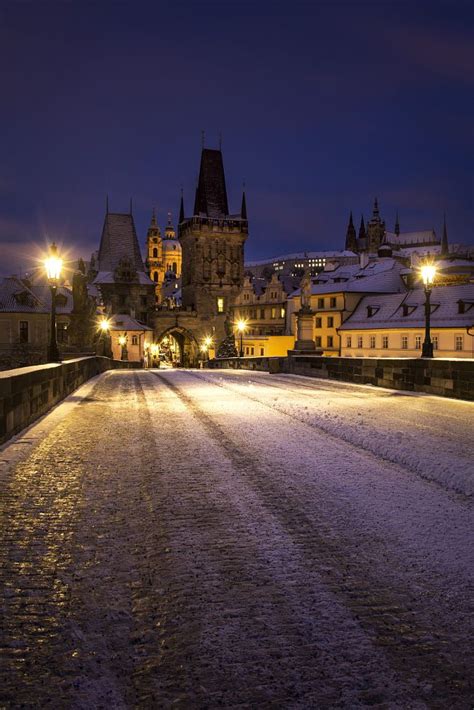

left=280, top=307, right=285, bottom=318
left=382, top=336, right=389, bottom=349
left=455, top=335, right=463, bottom=351
left=370, top=336, right=376, bottom=349
left=217, top=297, right=224, bottom=313
left=402, top=336, right=408, bottom=349
left=271, top=307, right=276, bottom=319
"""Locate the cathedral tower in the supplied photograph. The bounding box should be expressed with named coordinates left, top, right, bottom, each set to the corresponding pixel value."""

left=366, top=197, right=386, bottom=252
left=145, top=208, right=164, bottom=301
left=179, top=147, right=248, bottom=316
left=345, top=212, right=357, bottom=252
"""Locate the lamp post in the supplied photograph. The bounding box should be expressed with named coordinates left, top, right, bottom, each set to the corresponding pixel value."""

left=44, top=242, right=63, bottom=362
left=98, top=318, right=112, bottom=357
left=200, top=336, right=213, bottom=367
left=235, top=319, right=248, bottom=359
left=118, top=334, right=128, bottom=361
left=420, top=264, right=436, bottom=358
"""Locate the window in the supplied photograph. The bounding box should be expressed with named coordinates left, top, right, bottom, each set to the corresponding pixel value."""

left=315, top=336, right=322, bottom=347
left=357, top=336, right=363, bottom=349
left=260, top=347, right=264, bottom=356
left=415, top=335, right=421, bottom=349
left=19, top=320, right=29, bottom=343
left=370, top=336, right=376, bottom=349
left=318, top=298, right=325, bottom=308
left=346, top=336, right=352, bottom=348
left=152, top=248, right=158, bottom=258
left=57, top=322, right=68, bottom=344
left=250, top=347, right=255, bottom=355
left=327, top=316, right=334, bottom=328
left=131, top=335, right=138, bottom=345
left=455, top=335, right=463, bottom=351
left=280, top=307, right=285, bottom=318
left=271, top=307, right=277, bottom=319
left=217, top=297, right=224, bottom=313
left=432, top=336, right=438, bottom=350
left=402, top=336, right=408, bottom=350
left=315, top=317, right=322, bottom=328
left=382, top=336, right=389, bottom=349
left=245, top=346, right=249, bottom=355
left=330, top=297, right=336, bottom=308
left=153, top=271, right=158, bottom=282
left=327, top=336, right=334, bottom=348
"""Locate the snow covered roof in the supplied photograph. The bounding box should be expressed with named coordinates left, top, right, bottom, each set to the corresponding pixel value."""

left=109, top=314, right=153, bottom=331
left=340, top=284, right=474, bottom=330
left=0, top=277, right=48, bottom=313
left=386, top=230, right=439, bottom=246
left=289, top=259, right=407, bottom=298
left=28, top=282, right=74, bottom=314
left=97, top=212, right=147, bottom=274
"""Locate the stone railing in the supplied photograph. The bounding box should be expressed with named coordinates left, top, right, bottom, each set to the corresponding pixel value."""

left=207, top=355, right=474, bottom=401
left=0, top=356, right=141, bottom=445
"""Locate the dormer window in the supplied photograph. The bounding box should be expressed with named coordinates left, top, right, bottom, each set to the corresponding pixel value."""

left=401, top=304, right=416, bottom=316
left=367, top=306, right=380, bottom=317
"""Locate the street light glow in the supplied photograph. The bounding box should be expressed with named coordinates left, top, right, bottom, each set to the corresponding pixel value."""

left=236, top=319, right=248, bottom=333
left=118, top=335, right=127, bottom=346
left=98, top=318, right=111, bottom=332
left=420, top=263, right=436, bottom=286
left=44, top=242, right=63, bottom=282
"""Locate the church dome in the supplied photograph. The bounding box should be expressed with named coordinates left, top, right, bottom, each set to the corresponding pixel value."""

left=162, top=239, right=181, bottom=253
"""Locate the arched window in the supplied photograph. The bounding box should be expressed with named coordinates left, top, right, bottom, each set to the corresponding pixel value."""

left=152, top=248, right=158, bottom=258
left=153, top=271, right=158, bottom=282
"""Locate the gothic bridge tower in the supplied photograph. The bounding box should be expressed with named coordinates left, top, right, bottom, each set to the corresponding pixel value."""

left=179, top=147, right=248, bottom=318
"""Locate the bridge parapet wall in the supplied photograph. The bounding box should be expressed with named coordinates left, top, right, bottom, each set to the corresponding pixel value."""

left=208, top=355, right=474, bottom=401
left=0, top=357, right=138, bottom=444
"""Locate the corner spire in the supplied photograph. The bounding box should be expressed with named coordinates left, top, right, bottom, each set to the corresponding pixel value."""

left=345, top=211, right=357, bottom=251
left=395, top=211, right=400, bottom=236
left=359, top=215, right=366, bottom=240
left=441, top=213, right=449, bottom=257
left=179, top=188, right=185, bottom=223
left=241, top=184, right=247, bottom=220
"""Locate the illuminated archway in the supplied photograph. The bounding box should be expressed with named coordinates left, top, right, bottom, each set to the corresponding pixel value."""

left=156, top=326, right=199, bottom=367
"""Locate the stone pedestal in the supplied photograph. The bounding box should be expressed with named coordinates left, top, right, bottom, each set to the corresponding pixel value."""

left=294, top=308, right=316, bottom=351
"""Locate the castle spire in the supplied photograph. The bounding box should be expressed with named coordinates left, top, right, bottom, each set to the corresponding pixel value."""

left=345, top=211, right=357, bottom=251
left=373, top=197, right=380, bottom=219
left=179, top=189, right=185, bottom=223
left=395, top=211, right=400, bottom=236
left=241, top=187, right=247, bottom=220
left=359, top=215, right=366, bottom=240
left=441, top=213, right=449, bottom=257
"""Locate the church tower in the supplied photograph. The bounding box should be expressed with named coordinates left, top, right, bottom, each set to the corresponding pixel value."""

left=179, top=147, right=248, bottom=317
left=162, top=212, right=182, bottom=277
left=345, top=211, right=357, bottom=252
left=145, top=208, right=164, bottom=301
left=366, top=198, right=386, bottom=252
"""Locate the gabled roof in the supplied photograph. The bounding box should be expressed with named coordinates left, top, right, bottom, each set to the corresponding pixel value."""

left=109, top=314, right=153, bottom=331
left=97, top=212, right=146, bottom=274
left=340, top=284, right=474, bottom=330
left=193, top=148, right=229, bottom=218
left=290, top=259, right=407, bottom=298
left=0, top=277, right=48, bottom=313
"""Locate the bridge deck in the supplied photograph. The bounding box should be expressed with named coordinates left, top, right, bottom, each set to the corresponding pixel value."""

left=1, top=369, right=472, bottom=707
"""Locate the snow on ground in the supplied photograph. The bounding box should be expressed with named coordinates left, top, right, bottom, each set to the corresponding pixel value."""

left=196, top=369, right=474, bottom=496
left=1, top=369, right=472, bottom=708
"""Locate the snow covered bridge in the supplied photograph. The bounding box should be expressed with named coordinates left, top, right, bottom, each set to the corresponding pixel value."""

left=1, top=369, right=473, bottom=707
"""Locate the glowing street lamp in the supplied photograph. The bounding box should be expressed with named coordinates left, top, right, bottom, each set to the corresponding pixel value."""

left=44, top=242, right=63, bottom=362
left=118, top=334, right=128, bottom=361
left=235, top=319, right=248, bottom=358
left=97, top=318, right=112, bottom=357
left=420, top=263, right=437, bottom=358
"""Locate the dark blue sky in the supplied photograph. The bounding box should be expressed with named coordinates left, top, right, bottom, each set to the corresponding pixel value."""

left=1, top=0, right=473, bottom=275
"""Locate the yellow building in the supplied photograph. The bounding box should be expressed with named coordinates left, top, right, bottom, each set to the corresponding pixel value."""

left=109, top=314, right=153, bottom=363
left=339, top=284, right=474, bottom=359
left=162, top=213, right=182, bottom=278
left=287, top=259, right=407, bottom=355
left=239, top=334, right=295, bottom=357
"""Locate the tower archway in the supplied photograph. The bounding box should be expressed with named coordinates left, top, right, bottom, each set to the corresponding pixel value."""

left=156, top=326, right=199, bottom=367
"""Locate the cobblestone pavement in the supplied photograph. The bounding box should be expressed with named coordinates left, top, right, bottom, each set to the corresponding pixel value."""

left=1, top=370, right=472, bottom=709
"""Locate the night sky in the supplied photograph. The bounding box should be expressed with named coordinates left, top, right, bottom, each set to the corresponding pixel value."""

left=1, top=0, right=473, bottom=276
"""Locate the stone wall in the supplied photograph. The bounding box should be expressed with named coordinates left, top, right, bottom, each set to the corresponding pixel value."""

left=0, top=356, right=140, bottom=444
left=208, top=355, right=474, bottom=401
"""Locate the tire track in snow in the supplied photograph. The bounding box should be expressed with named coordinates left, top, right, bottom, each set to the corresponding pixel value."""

left=151, top=370, right=473, bottom=709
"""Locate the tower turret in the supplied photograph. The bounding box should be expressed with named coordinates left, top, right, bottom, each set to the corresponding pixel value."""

left=345, top=211, right=357, bottom=252
left=146, top=208, right=164, bottom=301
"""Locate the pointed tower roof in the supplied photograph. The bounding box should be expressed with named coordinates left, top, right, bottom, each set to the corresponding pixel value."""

left=441, top=214, right=449, bottom=256
left=193, top=148, right=229, bottom=218
left=345, top=211, right=357, bottom=250
left=359, top=215, right=366, bottom=240
left=395, top=211, right=400, bottom=236
left=373, top=197, right=380, bottom=218
left=97, top=210, right=146, bottom=274
left=241, top=189, right=247, bottom=220
left=150, top=207, right=158, bottom=228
